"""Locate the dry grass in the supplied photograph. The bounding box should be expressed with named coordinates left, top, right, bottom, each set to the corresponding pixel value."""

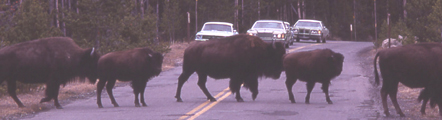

left=0, top=42, right=190, bottom=119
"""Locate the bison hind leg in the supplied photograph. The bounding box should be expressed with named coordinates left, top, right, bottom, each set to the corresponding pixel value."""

left=285, top=75, right=297, bottom=103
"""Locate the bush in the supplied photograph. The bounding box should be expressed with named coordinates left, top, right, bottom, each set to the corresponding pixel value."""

left=376, top=20, right=415, bottom=48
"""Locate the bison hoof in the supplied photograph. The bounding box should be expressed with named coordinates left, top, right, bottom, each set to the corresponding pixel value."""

left=208, top=98, right=217, bottom=102
left=113, top=104, right=119, bottom=107
left=327, top=101, right=333, bottom=104
left=40, top=98, right=51, bottom=103
left=142, top=104, right=148, bottom=107
left=290, top=100, right=296, bottom=103
left=55, top=106, right=63, bottom=109
left=305, top=101, right=310, bottom=104
left=176, top=98, right=183, bottom=102
left=236, top=98, right=244, bottom=102
left=135, top=104, right=141, bottom=107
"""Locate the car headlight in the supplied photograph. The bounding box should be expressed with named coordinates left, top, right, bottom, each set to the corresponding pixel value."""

left=273, top=34, right=285, bottom=39
left=196, top=35, right=202, bottom=39
left=311, top=30, right=319, bottom=34
left=247, top=32, right=256, bottom=36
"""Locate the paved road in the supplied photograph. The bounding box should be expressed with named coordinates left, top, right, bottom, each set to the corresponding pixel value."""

left=23, top=41, right=378, bottom=120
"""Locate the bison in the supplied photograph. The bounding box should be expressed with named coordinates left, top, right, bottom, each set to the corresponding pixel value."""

left=175, top=34, right=286, bottom=102
left=96, top=47, right=163, bottom=108
left=0, top=37, right=100, bottom=109
left=374, top=42, right=442, bottom=117
left=283, top=49, right=344, bottom=104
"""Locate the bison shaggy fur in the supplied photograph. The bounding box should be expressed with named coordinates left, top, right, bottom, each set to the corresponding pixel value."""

left=175, top=34, right=286, bottom=102
left=283, top=49, right=344, bottom=104
left=374, top=42, right=442, bottom=117
left=0, top=37, right=100, bottom=109
left=96, top=47, right=163, bottom=108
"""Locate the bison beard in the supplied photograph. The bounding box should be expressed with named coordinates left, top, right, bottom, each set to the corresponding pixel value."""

left=0, top=37, right=100, bottom=109
left=175, top=34, right=286, bottom=102
left=374, top=42, right=442, bottom=117
left=283, top=49, right=344, bottom=104
left=96, top=47, right=163, bottom=108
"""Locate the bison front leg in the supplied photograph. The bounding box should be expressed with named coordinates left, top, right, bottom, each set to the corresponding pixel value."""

left=7, top=80, right=25, bottom=108
left=244, top=77, right=259, bottom=101
left=305, top=81, right=315, bottom=104
left=321, top=81, right=333, bottom=104
left=96, top=79, right=106, bottom=108
left=138, top=80, right=148, bottom=107
left=229, top=78, right=243, bottom=102
left=175, top=71, right=193, bottom=102
left=41, top=82, right=62, bottom=109
left=197, top=73, right=216, bottom=102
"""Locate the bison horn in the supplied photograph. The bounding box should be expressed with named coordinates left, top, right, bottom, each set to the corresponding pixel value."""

left=90, top=47, right=95, bottom=56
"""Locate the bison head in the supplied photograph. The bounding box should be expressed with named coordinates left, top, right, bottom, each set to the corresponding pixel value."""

left=79, top=48, right=101, bottom=83
left=329, top=52, right=344, bottom=76
left=149, top=52, right=164, bottom=76
left=263, top=42, right=286, bottom=79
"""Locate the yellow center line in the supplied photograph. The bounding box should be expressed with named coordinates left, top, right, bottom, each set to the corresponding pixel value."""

left=178, top=87, right=230, bottom=120
left=187, top=91, right=232, bottom=120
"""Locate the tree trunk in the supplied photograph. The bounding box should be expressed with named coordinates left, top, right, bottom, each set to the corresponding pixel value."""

left=56, top=0, right=59, bottom=28
left=297, top=0, right=301, bottom=19
left=302, top=0, right=305, bottom=19
left=155, top=0, right=159, bottom=44
left=403, top=0, right=407, bottom=20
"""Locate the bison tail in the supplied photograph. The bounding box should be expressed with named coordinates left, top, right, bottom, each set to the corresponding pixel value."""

left=374, top=52, right=380, bottom=86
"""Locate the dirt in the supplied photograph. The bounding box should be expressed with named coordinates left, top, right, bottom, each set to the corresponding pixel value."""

left=0, top=42, right=191, bottom=120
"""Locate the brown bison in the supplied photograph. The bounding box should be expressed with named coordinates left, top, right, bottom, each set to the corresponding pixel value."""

left=0, top=37, right=100, bottom=109
left=283, top=49, right=344, bottom=104
left=96, top=47, right=163, bottom=108
left=374, top=42, right=442, bottom=117
left=175, top=34, right=286, bottom=102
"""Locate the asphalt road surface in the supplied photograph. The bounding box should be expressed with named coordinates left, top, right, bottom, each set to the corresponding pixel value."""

left=23, top=41, right=378, bottom=120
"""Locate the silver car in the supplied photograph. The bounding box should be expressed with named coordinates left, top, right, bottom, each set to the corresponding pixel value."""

left=247, top=20, right=293, bottom=48
left=195, top=22, right=238, bottom=41
left=292, top=19, right=329, bottom=43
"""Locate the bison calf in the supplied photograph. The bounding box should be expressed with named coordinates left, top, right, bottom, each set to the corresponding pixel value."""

left=96, top=47, right=163, bottom=108
left=0, top=37, right=100, bottom=109
left=374, top=43, right=442, bottom=117
left=283, top=49, right=344, bottom=104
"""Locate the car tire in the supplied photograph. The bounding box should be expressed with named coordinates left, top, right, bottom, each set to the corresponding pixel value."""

left=296, top=38, right=300, bottom=42
left=316, top=39, right=320, bottom=43
left=285, top=43, right=289, bottom=48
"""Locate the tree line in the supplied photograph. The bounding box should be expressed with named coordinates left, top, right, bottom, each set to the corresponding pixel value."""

left=1, top=0, right=442, bottom=54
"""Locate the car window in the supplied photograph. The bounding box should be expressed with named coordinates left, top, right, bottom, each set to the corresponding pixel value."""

left=202, top=24, right=232, bottom=32
left=295, top=22, right=321, bottom=27
left=253, top=22, right=283, bottom=29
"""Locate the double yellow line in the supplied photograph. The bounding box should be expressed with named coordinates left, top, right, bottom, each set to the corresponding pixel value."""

left=178, top=87, right=231, bottom=120
left=178, top=43, right=321, bottom=120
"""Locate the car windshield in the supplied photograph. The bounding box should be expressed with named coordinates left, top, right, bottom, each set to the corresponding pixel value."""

left=202, top=24, right=232, bottom=32
left=295, top=22, right=321, bottom=27
left=252, top=22, right=284, bottom=29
